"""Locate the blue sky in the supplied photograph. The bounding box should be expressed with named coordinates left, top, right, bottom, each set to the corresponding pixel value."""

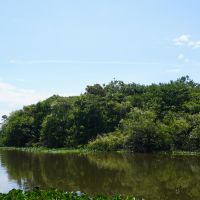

left=0, top=0, right=200, bottom=117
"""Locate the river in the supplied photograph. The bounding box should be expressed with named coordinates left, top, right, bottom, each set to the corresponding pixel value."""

left=0, top=149, right=200, bottom=199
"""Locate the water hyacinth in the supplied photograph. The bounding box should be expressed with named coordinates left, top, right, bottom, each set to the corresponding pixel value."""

left=0, top=189, right=138, bottom=200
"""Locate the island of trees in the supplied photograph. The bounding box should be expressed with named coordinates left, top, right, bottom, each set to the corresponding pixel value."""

left=0, top=76, right=200, bottom=152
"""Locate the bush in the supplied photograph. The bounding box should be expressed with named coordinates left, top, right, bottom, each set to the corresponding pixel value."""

left=188, top=125, right=200, bottom=151
left=169, top=118, right=191, bottom=150
left=124, top=122, right=171, bottom=152
left=0, top=189, right=137, bottom=200
left=87, top=132, right=125, bottom=151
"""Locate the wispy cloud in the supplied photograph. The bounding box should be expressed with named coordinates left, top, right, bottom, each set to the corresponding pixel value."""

left=177, top=54, right=184, bottom=60
left=165, top=68, right=181, bottom=73
left=0, top=81, right=48, bottom=106
left=9, top=59, right=161, bottom=65
left=177, top=54, right=189, bottom=63
left=0, top=81, right=79, bottom=117
left=174, top=34, right=200, bottom=48
left=174, top=34, right=190, bottom=46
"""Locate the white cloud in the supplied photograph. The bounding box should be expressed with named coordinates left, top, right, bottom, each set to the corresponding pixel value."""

left=177, top=54, right=184, bottom=60
left=0, top=81, right=79, bottom=117
left=9, top=59, right=160, bottom=65
left=166, top=68, right=181, bottom=73
left=174, top=34, right=200, bottom=48
left=174, top=34, right=190, bottom=46
left=177, top=54, right=189, bottom=63
left=0, top=81, right=49, bottom=106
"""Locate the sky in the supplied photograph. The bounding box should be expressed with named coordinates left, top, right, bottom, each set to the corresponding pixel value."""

left=0, top=0, right=200, bottom=117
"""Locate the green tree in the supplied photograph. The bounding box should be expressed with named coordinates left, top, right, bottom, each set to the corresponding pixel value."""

left=2, top=111, right=35, bottom=147
left=122, top=109, right=171, bottom=152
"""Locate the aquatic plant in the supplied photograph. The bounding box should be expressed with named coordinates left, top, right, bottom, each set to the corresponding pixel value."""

left=0, top=189, right=137, bottom=200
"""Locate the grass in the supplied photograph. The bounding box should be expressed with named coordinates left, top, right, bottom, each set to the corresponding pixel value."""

left=0, top=189, right=137, bottom=200
left=167, top=151, right=200, bottom=156
left=1, top=146, right=200, bottom=157
left=0, top=147, right=90, bottom=154
left=0, top=146, right=128, bottom=154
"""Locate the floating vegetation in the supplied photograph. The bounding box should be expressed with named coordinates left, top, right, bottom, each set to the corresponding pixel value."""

left=0, top=189, right=137, bottom=200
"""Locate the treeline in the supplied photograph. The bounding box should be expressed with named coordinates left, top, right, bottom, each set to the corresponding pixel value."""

left=0, top=76, right=200, bottom=152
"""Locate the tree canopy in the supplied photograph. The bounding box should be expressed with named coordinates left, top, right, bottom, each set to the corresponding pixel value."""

left=1, top=76, right=200, bottom=152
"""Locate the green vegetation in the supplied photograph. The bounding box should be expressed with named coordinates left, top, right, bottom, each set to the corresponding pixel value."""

left=1, top=76, right=200, bottom=152
left=0, top=189, right=136, bottom=200
left=0, top=147, right=88, bottom=154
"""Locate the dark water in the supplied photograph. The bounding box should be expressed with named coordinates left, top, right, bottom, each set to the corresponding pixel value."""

left=0, top=150, right=200, bottom=199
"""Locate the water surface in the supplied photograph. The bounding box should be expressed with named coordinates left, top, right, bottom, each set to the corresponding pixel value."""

left=0, top=149, right=200, bottom=199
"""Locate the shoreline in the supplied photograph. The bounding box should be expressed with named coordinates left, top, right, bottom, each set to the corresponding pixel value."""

left=1, top=147, right=200, bottom=156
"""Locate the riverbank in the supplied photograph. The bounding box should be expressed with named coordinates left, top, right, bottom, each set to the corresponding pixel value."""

left=0, top=189, right=134, bottom=200
left=1, top=147, right=200, bottom=156
left=0, top=147, right=88, bottom=154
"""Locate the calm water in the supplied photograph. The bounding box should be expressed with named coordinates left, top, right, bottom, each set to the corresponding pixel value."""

left=0, top=150, right=200, bottom=199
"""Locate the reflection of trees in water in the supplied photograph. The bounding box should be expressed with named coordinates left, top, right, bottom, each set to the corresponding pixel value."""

left=86, top=153, right=200, bottom=200
left=0, top=150, right=200, bottom=200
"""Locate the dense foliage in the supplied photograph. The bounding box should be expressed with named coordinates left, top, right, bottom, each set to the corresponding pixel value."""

left=0, top=189, right=135, bottom=200
left=1, top=76, right=200, bottom=152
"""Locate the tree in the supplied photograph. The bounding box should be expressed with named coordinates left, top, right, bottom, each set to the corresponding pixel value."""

left=40, top=98, right=75, bottom=147
left=1, top=76, right=200, bottom=152
left=2, top=111, right=35, bottom=147
left=85, top=84, right=106, bottom=96
left=122, top=108, right=171, bottom=152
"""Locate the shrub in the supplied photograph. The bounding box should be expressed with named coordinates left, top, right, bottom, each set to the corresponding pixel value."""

left=87, top=132, right=125, bottom=151
left=0, top=189, right=137, bottom=200
left=188, top=125, right=200, bottom=151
